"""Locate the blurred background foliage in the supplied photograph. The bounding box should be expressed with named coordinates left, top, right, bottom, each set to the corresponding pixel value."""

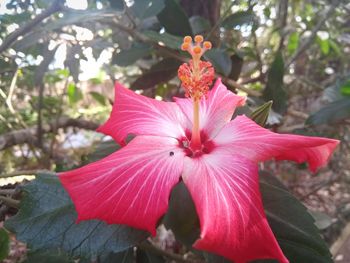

left=0, top=0, right=350, bottom=261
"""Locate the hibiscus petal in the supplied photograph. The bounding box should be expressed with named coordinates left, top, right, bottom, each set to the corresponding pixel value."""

left=214, top=115, right=339, bottom=172
left=182, top=149, right=288, bottom=263
left=59, top=136, right=185, bottom=235
left=174, top=78, right=245, bottom=139
left=97, top=82, right=188, bottom=145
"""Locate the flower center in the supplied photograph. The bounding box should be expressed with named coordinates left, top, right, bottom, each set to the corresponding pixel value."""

left=178, top=131, right=215, bottom=158
left=178, top=35, right=215, bottom=152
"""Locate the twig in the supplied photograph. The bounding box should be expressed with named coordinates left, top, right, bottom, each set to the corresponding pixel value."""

left=286, top=0, right=340, bottom=67
left=0, top=196, right=19, bottom=208
left=0, top=189, right=16, bottom=195
left=0, top=117, right=99, bottom=151
left=288, top=109, right=309, bottom=119
left=139, top=242, right=198, bottom=263
left=0, top=0, right=64, bottom=53
left=0, top=169, right=49, bottom=178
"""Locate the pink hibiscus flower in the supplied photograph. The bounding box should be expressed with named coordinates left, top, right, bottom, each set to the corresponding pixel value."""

left=59, top=36, right=339, bottom=263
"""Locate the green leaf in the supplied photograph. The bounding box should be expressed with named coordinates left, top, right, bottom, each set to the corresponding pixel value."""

left=0, top=228, right=10, bottom=261
left=137, top=245, right=166, bottom=263
left=329, top=39, right=341, bottom=56
left=157, top=0, right=192, bottom=36
left=4, top=173, right=148, bottom=259
left=306, top=98, right=350, bottom=125
left=163, top=182, right=200, bottom=247
left=89, top=91, right=107, bottom=106
left=317, top=37, right=330, bottom=55
left=132, top=0, right=165, bottom=19
left=131, top=58, right=181, bottom=90
left=113, top=46, right=151, bottom=67
left=189, top=16, right=211, bottom=35
left=143, top=31, right=183, bottom=50
left=67, top=83, right=83, bottom=104
left=287, top=32, right=300, bottom=54
left=108, top=0, right=124, bottom=10
left=204, top=49, right=232, bottom=76
left=250, top=101, right=273, bottom=127
left=23, top=250, right=74, bottom=263
left=221, top=11, right=255, bottom=29
left=340, top=80, right=350, bottom=96
left=260, top=172, right=333, bottom=263
left=99, top=249, right=135, bottom=263
left=263, top=51, right=287, bottom=114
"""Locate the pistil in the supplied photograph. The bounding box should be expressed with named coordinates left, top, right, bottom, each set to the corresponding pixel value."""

left=178, top=35, right=214, bottom=152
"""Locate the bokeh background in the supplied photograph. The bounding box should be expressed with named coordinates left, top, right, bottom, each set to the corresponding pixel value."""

left=0, top=0, right=349, bottom=262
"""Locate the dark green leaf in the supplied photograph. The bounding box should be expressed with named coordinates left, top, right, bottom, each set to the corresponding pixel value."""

left=67, top=83, right=83, bottom=104
left=137, top=245, right=166, bottom=263
left=23, top=250, right=74, bottom=263
left=306, top=98, right=350, bottom=125
left=260, top=172, right=332, bottom=263
left=0, top=228, right=10, bottom=261
left=89, top=91, right=107, bottom=106
left=99, top=248, right=135, bottom=263
left=108, top=0, right=124, bottom=10
left=132, top=0, right=165, bottom=19
left=221, top=11, right=255, bottom=29
left=157, top=0, right=192, bottom=36
left=204, top=49, right=232, bottom=76
left=250, top=101, right=273, bottom=127
left=189, top=16, right=211, bottom=35
left=113, top=46, right=151, bottom=67
left=228, top=54, right=243, bottom=80
left=131, top=58, right=181, bottom=90
left=143, top=31, right=183, bottom=50
left=4, top=173, right=148, bottom=258
left=309, top=211, right=332, bottom=230
left=163, top=182, right=200, bottom=247
left=86, top=140, right=121, bottom=163
left=263, top=51, right=287, bottom=114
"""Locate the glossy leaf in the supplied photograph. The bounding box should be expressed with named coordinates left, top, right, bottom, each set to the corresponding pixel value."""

left=4, top=173, right=148, bottom=259
left=157, top=0, right=192, bottom=36
left=260, top=172, right=333, bottom=263
left=306, top=98, right=350, bottom=125
left=204, top=49, right=232, bottom=76
left=144, top=30, right=183, bottom=50
left=221, top=11, right=255, bottom=29
left=0, top=228, right=9, bottom=262
left=113, top=45, right=151, bottom=67
left=189, top=16, right=211, bottom=35
left=23, top=250, right=74, bottom=263
left=263, top=51, right=287, bottom=114
left=131, top=58, right=181, bottom=89
left=132, top=0, right=165, bottom=19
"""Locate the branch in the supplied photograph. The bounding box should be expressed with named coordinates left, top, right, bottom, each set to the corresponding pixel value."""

left=0, top=169, right=50, bottom=178
left=0, top=0, right=64, bottom=53
left=0, top=196, right=19, bottom=208
left=286, top=0, right=340, bottom=67
left=0, top=117, right=99, bottom=151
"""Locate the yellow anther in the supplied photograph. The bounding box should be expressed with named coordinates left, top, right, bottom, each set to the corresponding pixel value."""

left=193, top=46, right=202, bottom=54
left=203, top=41, right=212, bottom=50
left=194, top=35, right=204, bottom=43
left=184, top=36, right=192, bottom=43
left=181, top=43, right=190, bottom=51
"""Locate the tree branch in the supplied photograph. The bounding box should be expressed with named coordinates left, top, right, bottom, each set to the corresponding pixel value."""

left=0, top=117, right=99, bottom=151
left=0, top=169, right=50, bottom=178
left=0, top=0, right=64, bottom=54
